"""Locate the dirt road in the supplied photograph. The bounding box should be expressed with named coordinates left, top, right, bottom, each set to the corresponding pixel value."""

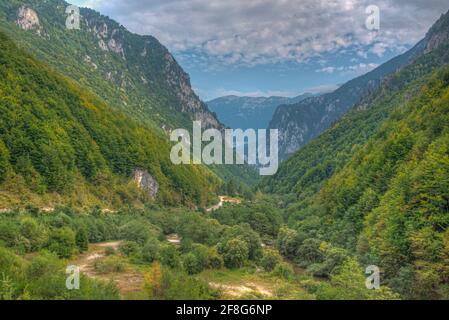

left=206, top=196, right=242, bottom=212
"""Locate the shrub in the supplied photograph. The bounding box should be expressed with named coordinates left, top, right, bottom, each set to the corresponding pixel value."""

left=208, top=248, right=224, bottom=269
left=19, top=217, right=48, bottom=252
left=183, top=253, right=203, bottom=275
left=45, top=228, right=77, bottom=258
left=141, top=238, right=160, bottom=263
left=75, top=228, right=89, bottom=253
left=261, top=250, right=282, bottom=272
left=306, top=247, right=349, bottom=277
left=221, top=225, right=262, bottom=261
left=119, top=221, right=158, bottom=245
left=220, top=238, right=249, bottom=269
left=272, top=262, right=295, bottom=280
left=160, top=244, right=181, bottom=269
left=296, top=238, right=324, bottom=267
left=143, top=262, right=220, bottom=299
left=104, top=247, right=116, bottom=256
left=93, top=256, right=126, bottom=274
left=119, top=241, right=140, bottom=257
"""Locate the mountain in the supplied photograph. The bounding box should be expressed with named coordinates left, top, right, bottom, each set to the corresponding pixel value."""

left=0, top=0, right=260, bottom=187
left=0, top=0, right=220, bottom=131
left=0, top=31, right=219, bottom=209
left=264, top=10, right=449, bottom=299
left=207, top=94, right=313, bottom=130
left=268, top=18, right=448, bottom=159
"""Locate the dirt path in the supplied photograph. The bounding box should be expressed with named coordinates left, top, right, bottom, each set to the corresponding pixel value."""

left=209, top=282, right=273, bottom=298
left=74, top=241, right=144, bottom=297
left=207, top=196, right=242, bottom=212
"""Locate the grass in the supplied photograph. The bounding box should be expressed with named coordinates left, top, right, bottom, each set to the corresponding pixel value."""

left=198, top=268, right=315, bottom=300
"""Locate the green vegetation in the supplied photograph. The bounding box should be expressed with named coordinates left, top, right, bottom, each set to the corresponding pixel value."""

left=0, top=31, right=219, bottom=208
left=0, top=0, right=448, bottom=302
left=0, top=0, right=259, bottom=189
left=264, top=58, right=449, bottom=299
left=0, top=192, right=411, bottom=300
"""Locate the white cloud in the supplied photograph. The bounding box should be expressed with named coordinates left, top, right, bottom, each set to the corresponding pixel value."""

left=305, top=83, right=341, bottom=94
left=317, top=62, right=379, bottom=75
left=212, top=88, right=298, bottom=99
left=84, top=0, right=448, bottom=68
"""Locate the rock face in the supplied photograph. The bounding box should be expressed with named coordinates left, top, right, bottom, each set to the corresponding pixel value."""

left=424, top=11, right=449, bottom=53
left=16, top=6, right=40, bottom=33
left=134, top=169, right=159, bottom=198
left=81, top=9, right=221, bottom=130
left=163, top=53, right=220, bottom=129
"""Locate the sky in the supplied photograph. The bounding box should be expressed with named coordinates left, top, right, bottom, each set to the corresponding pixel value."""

left=71, top=0, right=449, bottom=100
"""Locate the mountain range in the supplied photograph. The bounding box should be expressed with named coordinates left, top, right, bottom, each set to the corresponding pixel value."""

left=263, top=9, right=449, bottom=299
left=207, top=94, right=313, bottom=130
left=268, top=17, right=449, bottom=158
left=0, top=0, right=258, bottom=191
left=0, top=0, right=221, bottom=131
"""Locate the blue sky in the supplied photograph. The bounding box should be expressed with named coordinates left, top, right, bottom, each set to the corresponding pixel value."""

left=71, top=0, right=449, bottom=100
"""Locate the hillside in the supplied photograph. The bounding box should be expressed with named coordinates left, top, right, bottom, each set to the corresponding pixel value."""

left=0, top=0, right=260, bottom=187
left=269, top=10, right=449, bottom=159
left=207, top=94, right=313, bottom=130
left=0, top=31, right=219, bottom=209
left=263, top=11, right=449, bottom=299
left=0, top=0, right=220, bottom=132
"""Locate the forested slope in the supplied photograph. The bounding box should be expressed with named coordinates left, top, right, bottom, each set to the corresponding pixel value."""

left=0, top=32, right=218, bottom=209
left=0, top=0, right=259, bottom=188
left=264, top=11, right=449, bottom=299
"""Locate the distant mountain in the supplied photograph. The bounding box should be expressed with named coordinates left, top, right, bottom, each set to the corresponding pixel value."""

left=207, top=94, right=313, bottom=130
left=269, top=16, right=447, bottom=158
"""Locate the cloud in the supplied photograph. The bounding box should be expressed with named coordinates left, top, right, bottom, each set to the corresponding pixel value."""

left=304, top=83, right=341, bottom=94
left=82, top=0, right=448, bottom=69
left=211, top=88, right=299, bottom=99
left=316, top=62, right=379, bottom=75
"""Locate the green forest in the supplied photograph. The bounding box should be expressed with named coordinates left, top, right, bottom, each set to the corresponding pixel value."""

left=0, top=32, right=219, bottom=208
left=263, top=54, right=449, bottom=300
left=0, top=0, right=448, bottom=302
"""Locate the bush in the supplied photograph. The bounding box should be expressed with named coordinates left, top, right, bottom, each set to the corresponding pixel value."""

left=0, top=220, right=21, bottom=249
left=0, top=246, right=25, bottom=285
left=143, top=262, right=220, bottom=299
left=119, top=241, right=139, bottom=257
left=221, top=225, right=262, bottom=261
left=104, top=247, right=116, bottom=256
left=141, top=238, right=160, bottom=263
left=45, top=228, right=77, bottom=258
left=75, top=228, right=89, bottom=253
left=306, top=247, right=349, bottom=277
left=220, top=238, right=249, bottom=269
left=93, top=256, right=126, bottom=274
left=160, top=245, right=181, bottom=269
left=26, top=251, right=60, bottom=280
left=19, top=217, right=48, bottom=252
left=296, top=238, right=324, bottom=267
left=208, top=248, right=224, bottom=269
left=272, top=262, right=295, bottom=280
left=183, top=253, right=203, bottom=275
left=119, top=221, right=158, bottom=245
left=261, top=250, right=282, bottom=272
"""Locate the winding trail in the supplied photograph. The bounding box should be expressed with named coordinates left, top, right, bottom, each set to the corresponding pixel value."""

left=207, top=196, right=242, bottom=212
